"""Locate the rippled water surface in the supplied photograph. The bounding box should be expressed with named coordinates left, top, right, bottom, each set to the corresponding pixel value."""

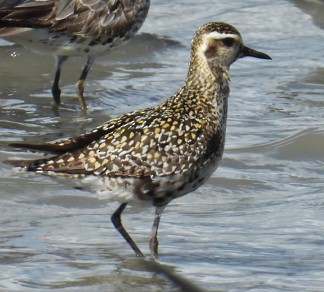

left=0, top=0, right=324, bottom=291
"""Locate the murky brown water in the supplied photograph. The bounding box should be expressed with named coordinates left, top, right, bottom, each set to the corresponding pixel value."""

left=0, top=0, right=324, bottom=290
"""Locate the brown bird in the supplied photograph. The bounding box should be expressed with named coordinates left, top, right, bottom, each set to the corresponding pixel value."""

left=0, top=0, right=150, bottom=110
left=6, top=22, right=271, bottom=258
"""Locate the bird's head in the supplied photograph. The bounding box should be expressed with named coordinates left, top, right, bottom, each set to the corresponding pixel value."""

left=191, top=22, right=271, bottom=70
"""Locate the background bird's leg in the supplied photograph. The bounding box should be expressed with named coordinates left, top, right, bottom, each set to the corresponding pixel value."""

left=52, top=55, right=68, bottom=105
left=149, top=206, right=165, bottom=259
left=111, top=203, right=145, bottom=257
left=76, top=55, right=95, bottom=111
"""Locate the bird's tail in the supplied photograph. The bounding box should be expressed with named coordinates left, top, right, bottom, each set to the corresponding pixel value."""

left=3, top=157, right=49, bottom=171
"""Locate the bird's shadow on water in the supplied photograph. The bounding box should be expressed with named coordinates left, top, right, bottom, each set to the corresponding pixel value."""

left=125, top=258, right=207, bottom=292
left=17, top=255, right=208, bottom=291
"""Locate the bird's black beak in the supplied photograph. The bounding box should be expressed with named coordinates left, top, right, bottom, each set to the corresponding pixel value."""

left=239, top=45, right=272, bottom=60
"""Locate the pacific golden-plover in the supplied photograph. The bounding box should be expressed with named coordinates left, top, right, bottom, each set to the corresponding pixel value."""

left=7, top=22, right=271, bottom=258
left=0, top=0, right=150, bottom=110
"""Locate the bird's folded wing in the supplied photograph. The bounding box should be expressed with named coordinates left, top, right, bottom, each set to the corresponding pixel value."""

left=9, top=112, right=209, bottom=178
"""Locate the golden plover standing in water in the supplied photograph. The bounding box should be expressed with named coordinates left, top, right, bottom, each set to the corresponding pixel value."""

left=0, top=0, right=150, bottom=111
left=6, top=22, right=271, bottom=258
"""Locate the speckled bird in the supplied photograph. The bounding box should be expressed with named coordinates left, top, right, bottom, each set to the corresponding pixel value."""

left=0, top=0, right=150, bottom=110
left=6, top=22, right=271, bottom=258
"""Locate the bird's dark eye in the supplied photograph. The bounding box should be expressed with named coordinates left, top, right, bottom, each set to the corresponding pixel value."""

left=221, top=37, right=234, bottom=47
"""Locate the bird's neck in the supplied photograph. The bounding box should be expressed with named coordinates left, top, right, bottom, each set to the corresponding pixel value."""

left=185, top=58, right=230, bottom=98
left=175, top=57, right=230, bottom=121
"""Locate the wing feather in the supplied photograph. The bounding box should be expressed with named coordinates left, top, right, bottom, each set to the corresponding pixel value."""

left=21, top=113, right=207, bottom=178
left=9, top=98, right=220, bottom=179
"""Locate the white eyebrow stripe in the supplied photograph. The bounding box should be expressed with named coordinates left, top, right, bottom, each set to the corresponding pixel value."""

left=207, top=31, right=238, bottom=39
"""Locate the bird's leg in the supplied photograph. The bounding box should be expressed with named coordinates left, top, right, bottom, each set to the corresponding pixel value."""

left=149, top=206, right=165, bottom=259
left=52, top=55, right=68, bottom=105
left=111, top=203, right=145, bottom=257
left=76, top=55, right=95, bottom=112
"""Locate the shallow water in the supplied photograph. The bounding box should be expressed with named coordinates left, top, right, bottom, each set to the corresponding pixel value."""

left=0, top=0, right=324, bottom=291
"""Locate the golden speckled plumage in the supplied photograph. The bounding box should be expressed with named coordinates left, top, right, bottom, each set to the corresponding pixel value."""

left=7, top=22, right=271, bottom=258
